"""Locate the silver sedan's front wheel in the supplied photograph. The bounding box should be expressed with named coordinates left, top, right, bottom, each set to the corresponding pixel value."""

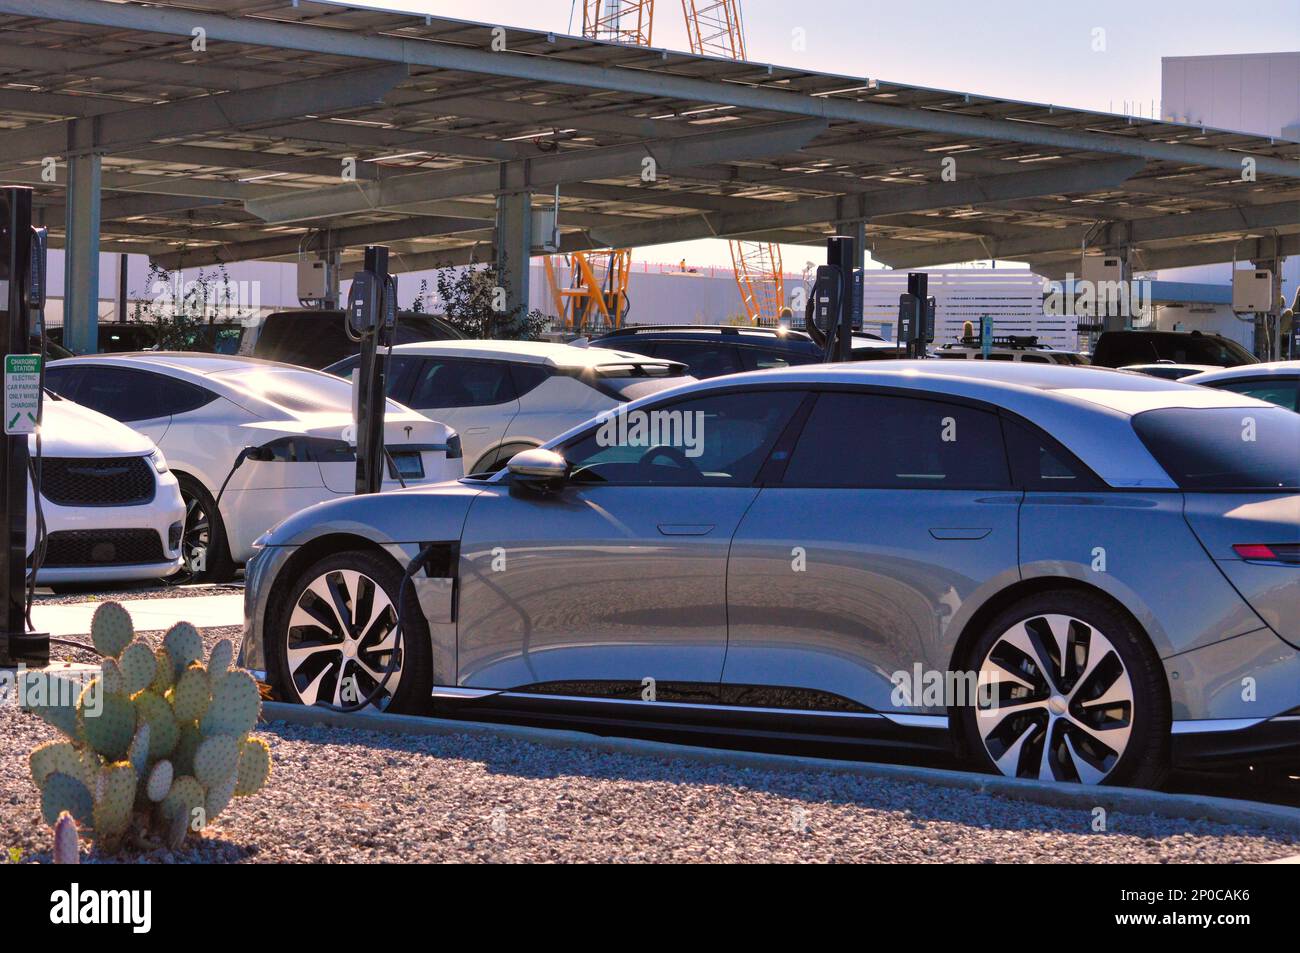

left=960, top=592, right=1168, bottom=788
left=975, top=614, right=1134, bottom=784
left=269, top=550, right=432, bottom=714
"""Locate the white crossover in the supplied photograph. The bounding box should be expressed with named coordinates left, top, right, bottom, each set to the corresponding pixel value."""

left=29, top=392, right=185, bottom=586
left=46, top=354, right=463, bottom=581
left=326, top=339, right=690, bottom=474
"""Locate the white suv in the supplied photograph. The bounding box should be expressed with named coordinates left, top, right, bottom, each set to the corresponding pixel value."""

left=931, top=337, right=1090, bottom=365
left=326, top=340, right=691, bottom=474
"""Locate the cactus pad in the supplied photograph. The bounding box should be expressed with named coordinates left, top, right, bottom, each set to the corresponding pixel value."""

left=149, top=648, right=175, bottom=694
left=235, top=736, right=272, bottom=797
left=119, top=642, right=157, bottom=695
left=172, top=722, right=202, bottom=777
left=90, top=602, right=134, bottom=659
left=159, top=775, right=204, bottom=831
left=208, top=639, right=234, bottom=680
left=20, top=674, right=82, bottom=740
left=77, top=684, right=135, bottom=761
left=171, top=664, right=210, bottom=723
left=127, top=723, right=152, bottom=777
left=201, top=669, right=260, bottom=737
left=99, top=658, right=126, bottom=696
left=205, top=769, right=238, bottom=820
left=146, top=760, right=174, bottom=802
left=193, top=735, right=239, bottom=789
left=132, top=690, right=179, bottom=761
left=91, top=762, right=137, bottom=850
left=30, top=741, right=87, bottom=788
left=163, top=622, right=204, bottom=674
left=53, top=811, right=80, bottom=865
left=41, top=772, right=93, bottom=828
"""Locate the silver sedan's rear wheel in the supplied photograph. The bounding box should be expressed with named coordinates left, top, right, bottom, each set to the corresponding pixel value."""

left=975, top=614, right=1134, bottom=784
left=959, top=591, right=1169, bottom=788
left=269, top=550, right=432, bottom=714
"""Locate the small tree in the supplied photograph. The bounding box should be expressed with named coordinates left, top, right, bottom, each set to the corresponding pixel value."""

left=131, top=262, right=251, bottom=350
left=433, top=264, right=549, bottom=340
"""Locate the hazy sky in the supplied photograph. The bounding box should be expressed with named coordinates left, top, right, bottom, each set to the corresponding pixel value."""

left=344, top=0, right=1300, bottom=268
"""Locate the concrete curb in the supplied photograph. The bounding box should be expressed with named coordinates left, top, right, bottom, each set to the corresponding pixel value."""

left=260, top=701, right=1300, bottom=837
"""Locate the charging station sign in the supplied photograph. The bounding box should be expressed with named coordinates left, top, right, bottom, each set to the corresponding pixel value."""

left=4, top=353, right=41, bottom=435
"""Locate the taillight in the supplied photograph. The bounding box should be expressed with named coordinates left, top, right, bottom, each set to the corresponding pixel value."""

left=1233, top=544, right=1300, bottom=564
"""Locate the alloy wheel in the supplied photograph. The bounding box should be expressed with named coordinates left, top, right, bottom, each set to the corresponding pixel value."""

left=285, top=568, right=402, bottom=708
left=975, top=613, right=1135, bottom=784
left=172, top=487, right=211, bottom=584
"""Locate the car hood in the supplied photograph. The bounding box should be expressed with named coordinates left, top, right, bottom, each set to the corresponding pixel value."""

left=32, top=397, right=155, bottom=457
left=262, top=478, right=482, bottom=548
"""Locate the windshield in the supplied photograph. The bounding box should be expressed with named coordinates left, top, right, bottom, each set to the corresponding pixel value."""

left=1154, top=335, right=1257, bottom=367
left=1132, top=406, right=1300, bottom=490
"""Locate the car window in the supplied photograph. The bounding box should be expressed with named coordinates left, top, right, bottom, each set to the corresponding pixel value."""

left=156, top=376, right=217, bottom=415
left=509, top=363, right=551, bottom=399
left=1210, top=378, right=1299, bottom=412
left=1132, top=407, right=1300, bottom=490
left=328, top=354, right=422, bottom=404
left=781, top=392, right=1011, bottom=489
left=562, top=389, right=803, bottom=486
left=43, top=365, right=83, bottom=400
left=72, top=367, right=170, bottom=422
left=652, top=341, right=744, bottom=379
left=1020, top=354, right=1050, bottom=364
left=1001, top=417, right=1104, bottom=491
left=935, top=351, right=969, bottom=359
left=741, top=347, right=813, bottom=371
left=408, top=359, right=517, bottom=409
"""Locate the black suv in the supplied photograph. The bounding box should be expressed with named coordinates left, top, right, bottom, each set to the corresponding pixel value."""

left=1090, top=330, right=1258, bottom=369
left=251, top=309, right=465, bottom=369
left=588, top=325, right=902, bottom=379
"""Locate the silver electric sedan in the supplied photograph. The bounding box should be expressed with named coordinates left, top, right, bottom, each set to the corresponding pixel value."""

left=239, top=362, right=1300, bottom=788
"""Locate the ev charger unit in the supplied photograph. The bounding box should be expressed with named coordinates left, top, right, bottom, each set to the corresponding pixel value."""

left=1232, top=268, right=1274, bottom=313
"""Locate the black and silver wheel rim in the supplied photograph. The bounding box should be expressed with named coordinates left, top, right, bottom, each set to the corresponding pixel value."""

left=975, top=613, right=1134, bottom=784
left=285, top=568, right=402, bottom=708
left=174, top=486, right=212, bottom=583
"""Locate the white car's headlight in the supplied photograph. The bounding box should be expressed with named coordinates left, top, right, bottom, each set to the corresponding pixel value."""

left=148, top=449, right=169, bottom=474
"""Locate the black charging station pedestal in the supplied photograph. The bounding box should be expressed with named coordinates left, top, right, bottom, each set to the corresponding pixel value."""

left=898, top=272, right=936, bottom=359
left=348, top=245, right=395, bottom=496
left=805, top=235, right=858, bottom=362
left=0, top=186, right=48, bottom=667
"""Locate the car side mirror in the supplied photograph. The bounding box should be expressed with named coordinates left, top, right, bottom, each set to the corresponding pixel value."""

left=507, top=447, right=569, bottom=488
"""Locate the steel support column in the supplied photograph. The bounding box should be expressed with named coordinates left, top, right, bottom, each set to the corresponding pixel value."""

left=495, top=191, right=532, bottom=324
left=63, top=150, right=101, bottom=354
left=1252, top=258, right=1285, bottom=360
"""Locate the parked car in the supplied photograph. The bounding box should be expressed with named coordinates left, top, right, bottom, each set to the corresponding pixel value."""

left=932, top=336, right=1090, bottom=365
left=325, top=340, right=690, bottom=475
left=240, top=361, right=1300, bottom=788
left=250, top=309, right=465, bottom=369
left=589, top=325, right=904, bottom=378
left=29, top=391, right=185, bottom=587
left=45, top=354, right=462, bottom=582
left=1090, top=329, right=1258, bottom=368
left=1183, top=360, right=1300, bottom=411
left=47, top=322, right=245, bottom=355
left=1119, top=362, right=1220, bottom=380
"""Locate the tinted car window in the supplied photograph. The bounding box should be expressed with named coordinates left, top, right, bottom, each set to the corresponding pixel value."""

left=1001, top=417, right=1104, bottom=491
left=652, top=341, right=744, bottom=379
left=409, top=360, right=517, bottom=409
left=73, top=367, right=170, bottom=422
left=509, top=363, right=551, bottom=399
left=327, top=354, right=422, bottom=404
left=1094, top=332, right=1257, bottom=369
left=741, top=347, right=814, bottom=371
left=782, top=392, right=1011, bottom=489
left=1132, top=407, right=1300, bottom=490
left=1210, top=378, right=1300, bottom=413
left=563, top=389, right=802, bottom=486
left=43, top=365, right=83, bottom=400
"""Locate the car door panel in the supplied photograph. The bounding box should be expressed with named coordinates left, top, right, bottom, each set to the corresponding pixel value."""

left=722, top=390, right=1022, bottom=714
left=502, top=376, right=616, bottom=448
left=725, top=488, right=1020, bottom=712
left=456, top=484, right=758, bottom=689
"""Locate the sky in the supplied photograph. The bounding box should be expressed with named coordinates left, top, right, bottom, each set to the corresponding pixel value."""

left=343, top=0, right=1300, bottom=270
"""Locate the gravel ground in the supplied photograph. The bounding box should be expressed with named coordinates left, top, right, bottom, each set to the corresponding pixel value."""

left=3, top=605, right=1297, bottom=863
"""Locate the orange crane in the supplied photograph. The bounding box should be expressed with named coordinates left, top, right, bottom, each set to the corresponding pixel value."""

left=682, top=0, right=785, bottom=326
left=550, top=0, right=782, bottom=329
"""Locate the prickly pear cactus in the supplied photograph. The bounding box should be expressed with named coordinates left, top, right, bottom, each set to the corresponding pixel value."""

left=24, top=602, right=272, bottom=855
left=53, top=811, right=80, bottom=864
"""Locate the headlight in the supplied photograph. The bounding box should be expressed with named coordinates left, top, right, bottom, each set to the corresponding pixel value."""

left=148, top=449, right=168, bottom=474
